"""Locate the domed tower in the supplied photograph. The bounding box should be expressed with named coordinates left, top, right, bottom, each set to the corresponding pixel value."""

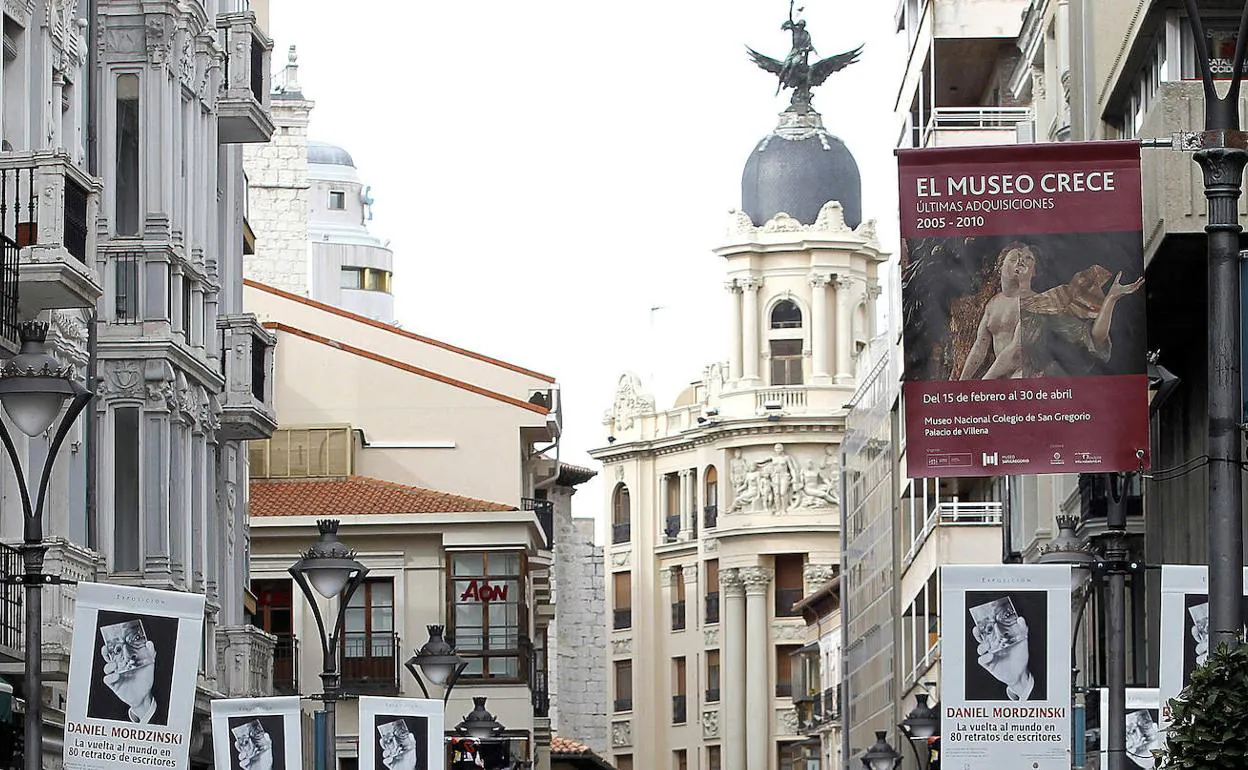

left=717, top=14, right=884, bottom=407
left=307, top=141, right=396, bottom=322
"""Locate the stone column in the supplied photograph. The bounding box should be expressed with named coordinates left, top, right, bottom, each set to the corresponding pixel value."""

left=659, top=473, right=670, bottom=540
left=741, top=277, right=762, bottom=382
left=721, top=569, right=747, bottom=770
left=726, top=281, right=743, bottom=382
left=50, top=71, right=65, bottom=149
left=679, top=469, right=692, bottom=540
left=833, top=276, right=856, bottom=384
left=742, top=566, right=773, bottom=770
left=809, top=273, right=831, bottom=382
left=171, top=267, right=185, bottom=335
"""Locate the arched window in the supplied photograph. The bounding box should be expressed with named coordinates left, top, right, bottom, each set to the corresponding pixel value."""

left=612, top=484, right=631, bottom=544
left=703, top=467, right=719, bottom=528
left=770, top=300, right=803, bottom=329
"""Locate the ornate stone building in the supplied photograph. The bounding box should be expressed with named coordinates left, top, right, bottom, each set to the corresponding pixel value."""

left=0, top=0, right=278, bottom=767
left=589, top=69, right=885, bottom=769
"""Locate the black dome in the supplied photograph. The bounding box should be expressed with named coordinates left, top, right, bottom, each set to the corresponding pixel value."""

left=741, top=110, right=861, bottom=228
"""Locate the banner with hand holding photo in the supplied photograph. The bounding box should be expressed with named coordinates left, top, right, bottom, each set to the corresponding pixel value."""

left=358, top=696, right=444, bottom=770
left=1158, top=565, right=1248, bottom=727
left=62, top=583, right=206, bottom=770
left=1097, top=688, right=1164, bottom=770
left=211, top=696, right=301, bottom=770
left=940, top=565, right=1072, bottom=770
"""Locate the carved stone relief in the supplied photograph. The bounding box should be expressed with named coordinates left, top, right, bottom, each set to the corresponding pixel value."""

left=703, top=627, right=719, bottom=646
left=727, top=444, right=838, bottom=515
left=610, top=637, right=632, bottom=656
left=803, top=563, right=837, bottom=595
left=610, top=550, right=630, bottom=568
left=610, top=721, right=633, bottom=748
left=776, top=707, right=801, bottom=735
left=703, top=537, right=719, bottom=553
left=145, top=14, right=175, bottom=66
left=701, top=710, right=720, bottom=739
left=99, top=359, right=143, bottom=400
left=740, top=566, right=773, bottom=594
left=603, top=373, right=654, bottom=432
left=771, top=620, right=807, bottom=643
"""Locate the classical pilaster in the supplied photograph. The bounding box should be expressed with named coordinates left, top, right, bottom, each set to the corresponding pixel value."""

left=726, top=281, right=743, bottom=382
left=833, top=276, right=856, bottom=384
left=171, top=266, right=185, bottom=336
left=660, top=473, right=671, bottom=539
left=741, top=277, right=762, bottom=382
left=680, top=469, right=695, bottom=540
left=809, top=272, right=831, bottom=381
left=742, top=566, right=774, bottom=770
left=720, top=569, right=747, bottom=770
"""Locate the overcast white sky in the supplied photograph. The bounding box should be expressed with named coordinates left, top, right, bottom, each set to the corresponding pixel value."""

left=266, top=0, right=905, bottom=523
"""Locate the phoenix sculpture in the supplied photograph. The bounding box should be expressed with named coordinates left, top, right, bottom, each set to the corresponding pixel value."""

left=748, top=1, right=863, bottom=111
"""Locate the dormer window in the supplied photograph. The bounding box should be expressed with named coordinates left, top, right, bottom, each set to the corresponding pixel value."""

left=771, top=300, right=802, bottom=329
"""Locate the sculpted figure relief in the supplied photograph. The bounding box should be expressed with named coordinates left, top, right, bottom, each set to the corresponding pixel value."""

left=728, top=444, right=838, bottom=513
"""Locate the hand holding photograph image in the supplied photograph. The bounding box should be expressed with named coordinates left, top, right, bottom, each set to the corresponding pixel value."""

left=376, top=717, right=425, bottom=770
left=228, top=714, right=284, bottom=770
left=964, top=590, right=1048, bottom=702
left=1124, top=709, right=1163, bottom=769
left=86, top=611, right=178, bottom=726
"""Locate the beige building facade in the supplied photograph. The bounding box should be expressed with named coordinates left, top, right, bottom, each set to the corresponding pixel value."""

left=590, top=84, right=886, bottom=769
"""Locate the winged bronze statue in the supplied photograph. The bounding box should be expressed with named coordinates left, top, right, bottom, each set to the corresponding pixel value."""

left=748, top=4, right=863, bottom=111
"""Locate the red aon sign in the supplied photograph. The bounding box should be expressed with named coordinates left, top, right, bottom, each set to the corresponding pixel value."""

left=458, top=580, right=510, bottom=602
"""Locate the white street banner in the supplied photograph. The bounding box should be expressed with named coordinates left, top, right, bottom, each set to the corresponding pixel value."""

left=63, top=583, right=206, bottom=770
left=358, top=696, right=445, bottom=770
left=211, top=697, right=302, bottom=770
left=1098, top=688, right=1163, bottom=770
left=940, top=565, right=1072, bottom=770
left=1158, top=565, right=1248, bottom=726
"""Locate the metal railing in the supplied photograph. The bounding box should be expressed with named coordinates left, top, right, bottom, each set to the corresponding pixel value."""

left=113, top=251, right=142, bottom=323
left=521, top=498, right=554, bottom=547
left=531, top=669, right=550, bottom=717
left=705, top=592, right=720, bottom=624
left=775, top=587, right=804, bottom=617
left=671, top=600, right=686, bottom=631
left=611, top=522, right=630, bottom=544
left=904, top=499, right=1004, bottom=565
left=613, top=607, right=632, bottom=631
left=664, top=515, right=680, bottom=540
left=339, top=631, right=401, bottom=694
left=613, top=697, right=633, bottom=713
left=775, top=681, right=793, bottom=698
left=916, top=106, right=1032, bottom=147
left=703, top=504, right=718, bottom=529
left=0, top=543, right=20, bottom=650
left=672, top=694, right=687, bottom=724
left=705, top=687, right=720, bottom=703
left=272, top=633, right=299, bottom=695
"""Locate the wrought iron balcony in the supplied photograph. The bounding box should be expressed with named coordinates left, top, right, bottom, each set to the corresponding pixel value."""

left=671, top=600, right=686, bottom=631
left=664, top=515, right=680, bottom=541
left=216, top=11, right=275, bottom=143
left=531, top=669, right=550, bottom=718
left=612, top=522, right=631, bottom=544
left=775, top=681, right=793, bottom=698
left=272, top=633, right=299, bottom=696
left=612, top=607, right=632, bottom=631
left=703, top=504, right=718, bottom=529
left=0, top=150, right=103, bottom=324
left=775, top=587, right=804, bottom=617
left=217, top=313, right=277, bottom=440
left=672, top=694, right=687, bottom=724
left=521, top=498, right=554, bottom=548
left=705, top=592, right=720, bottom=624
left=216, top=625, right=277, bottom=697
left=340, top=631, right=401, bottom=695
left=0, top=543, right=20, bottom=659
left=705, top=686, right=720, bottom=703
left=613, top=697, right=632, bottom=713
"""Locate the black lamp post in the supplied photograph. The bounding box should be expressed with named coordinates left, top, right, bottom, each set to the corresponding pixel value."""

left=0, top=320, right=93, bottom=770
left=860, top=730, right=902, bottom=770
left=899, top=694, right=940, bottom=769
left=289, top=519, right=369, bottom=770
left=456, top=696, right=504, bottom=742
left=405, top=624, right=468, bottom=703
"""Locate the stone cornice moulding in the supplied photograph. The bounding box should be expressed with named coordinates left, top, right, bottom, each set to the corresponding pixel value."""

left=587, top=418, right=850, bottom=462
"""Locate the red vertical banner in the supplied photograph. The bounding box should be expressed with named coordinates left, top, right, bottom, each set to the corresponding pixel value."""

left=898, top=141, right=1149, bottom=478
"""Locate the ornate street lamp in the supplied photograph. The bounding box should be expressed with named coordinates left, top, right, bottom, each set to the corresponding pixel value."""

left=900, top=694, right=940, bottom=769
left=289, top=519, right=369, bottom=770
left=405, top=624, right=467, bottom=703
left=456, top=696, right=505, bottom=742
left=0, top=320, right=93, bottom=770
left=860, top=730, right=902, bottom=770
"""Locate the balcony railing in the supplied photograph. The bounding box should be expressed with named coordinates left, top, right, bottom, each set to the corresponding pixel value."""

left=917, top=107, right=1033, bottom=147
left=756, top=387, right=807, bottom=412
left=671, top=600, right=686, bottom=631
left=522, top=498, right=554, bottom=547
left=217, top=314, right=277, bottom=440
left=531, top=669, right=550, bottom=717
left=775, top=681, right=793, bottom=698
left=216, top=11, right=274, bottom=143
left=822, top=685, right=840, bottom=720
left=672, top=694, right=687, bottom=724
left=272, top=633, right=299, bottom=695
left=664, top=515, right=680, bottom=540
left=613, top=697, right=633, bottom=713
left=775, top=587, right=804, bottom=617
left=705, top=592, right=720, bottom=624
left=0, top=543, right=20, bottom=651
left=340, top=631, right=401, bottom=694
left=904, top=499, right=1003, bottom=564
left=705, top=686, right=720, bottom=703
left=703, top=504, right=718, bottom=529
left=612, top=522, right=631, bottom=544
left=613, top=607, right=632, bottom=630
left=216, top=625, right=277, bottom=697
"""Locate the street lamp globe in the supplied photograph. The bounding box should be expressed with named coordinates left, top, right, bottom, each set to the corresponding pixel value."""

left=901, top=693, right=940, bottom=739
left=409, top=624, right=465, bottom=685
left=0, top=321, right=79, bottom=437
left=860, top=730, right=901, bottom=770
left=458, top=697, right=504, bottom=742
left=290, top=519, right=368, bottom=598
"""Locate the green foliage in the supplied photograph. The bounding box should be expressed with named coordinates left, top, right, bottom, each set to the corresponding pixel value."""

left=1155, top=642, right=1248, bottom=769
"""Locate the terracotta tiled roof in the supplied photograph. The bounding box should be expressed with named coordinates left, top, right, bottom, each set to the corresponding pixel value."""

left=244, top=279, right=555, bottom=382
left=250, top=476, right=514, bottom=518
left=551, top=736, right=593, bottom=755
left=551, top=736, right=615, bottom=770
left=264, top=322, right=549, bottom=415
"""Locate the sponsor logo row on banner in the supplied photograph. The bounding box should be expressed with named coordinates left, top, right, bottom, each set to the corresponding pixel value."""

left=59, top=582, right=446, bottom=770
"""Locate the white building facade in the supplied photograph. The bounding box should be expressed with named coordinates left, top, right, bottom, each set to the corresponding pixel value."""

left=1, top=0, right=279, bottom=767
